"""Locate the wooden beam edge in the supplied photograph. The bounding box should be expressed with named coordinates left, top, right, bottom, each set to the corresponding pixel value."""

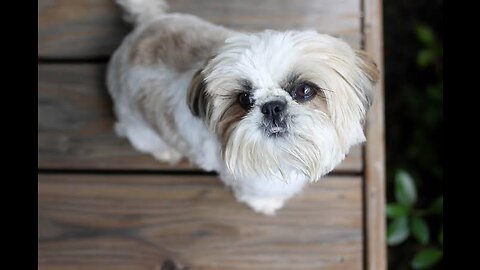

left=362, top=0, right=387, bottom=269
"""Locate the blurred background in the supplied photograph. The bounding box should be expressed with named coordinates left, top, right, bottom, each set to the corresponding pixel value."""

left=383, top=0, right=443, bottom=269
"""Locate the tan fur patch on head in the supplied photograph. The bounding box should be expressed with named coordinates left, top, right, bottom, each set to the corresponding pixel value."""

left=354, top=50, right=380, bottom=108
left=355, top=50, right=380, bottom=84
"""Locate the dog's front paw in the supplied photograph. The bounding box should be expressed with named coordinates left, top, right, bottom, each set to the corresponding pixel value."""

left=239, top=197, right=285, bottom=216
left=152, top=149, right=183, bottom=165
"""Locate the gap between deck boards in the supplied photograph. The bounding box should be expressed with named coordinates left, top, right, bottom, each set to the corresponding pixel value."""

left=37, top=168, right=363, bottom=177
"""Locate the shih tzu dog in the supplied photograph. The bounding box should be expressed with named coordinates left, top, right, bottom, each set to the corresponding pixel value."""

left=107, top=0, right=379, bottom=215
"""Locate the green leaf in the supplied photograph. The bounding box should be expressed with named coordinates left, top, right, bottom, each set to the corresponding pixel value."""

left=416, top=25, right=436, bottom=45
left=417, top=49, right=435, bottom=68
left=395, top=170, right=417, bottom=206
left=386, top=203, right=410, bottom=218
left=411, top=248, right=443, bottom=269
left=429, top=196, right=443, bottom=214
left=387, top=217, right=410, bottom=246
left=411, top=217, right=430, bottom=245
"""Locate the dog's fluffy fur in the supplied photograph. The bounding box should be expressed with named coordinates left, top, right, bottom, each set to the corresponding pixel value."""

left=107, top=0, right=379, bottom=215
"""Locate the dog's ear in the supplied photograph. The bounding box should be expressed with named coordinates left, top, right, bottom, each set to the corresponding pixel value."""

left=354, top=50, right=380, bottom=109
left=187, top=69, right=211, bottom=120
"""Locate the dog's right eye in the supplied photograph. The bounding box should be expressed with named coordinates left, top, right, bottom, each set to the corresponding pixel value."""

left=238, top=92, right=254, bottom=110
left=291, top=82, right=317, bottom=102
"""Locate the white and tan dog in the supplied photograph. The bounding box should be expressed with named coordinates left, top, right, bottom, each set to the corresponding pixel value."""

left=107, top=0, right=379, bottom=215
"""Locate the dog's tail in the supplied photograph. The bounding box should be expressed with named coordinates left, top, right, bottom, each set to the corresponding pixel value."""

left=116, top=0, right=169, bottom=26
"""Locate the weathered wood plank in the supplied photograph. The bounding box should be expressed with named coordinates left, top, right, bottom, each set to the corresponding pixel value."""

left=38, top=0, right=130, bottom=59
left=38, top=64, right=363, bottom=172
left=38, top=174, right=363, bottom=270
left=363, top=0, right=387, bottom=269
left=38, top=0, right=362, bottom=59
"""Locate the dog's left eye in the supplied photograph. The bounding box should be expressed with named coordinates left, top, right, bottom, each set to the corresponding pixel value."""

left=291, top=82, right=316, bottom=102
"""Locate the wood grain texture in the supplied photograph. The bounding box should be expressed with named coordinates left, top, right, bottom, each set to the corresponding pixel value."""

left=38, top=174, right=363, bottom=270
left=38, top=0, right=361, bottom=59
left=363, top=0, right=387, bottom=269
left=38, top=0, right=131, bottom=59
left=38, top=64, right=363, bottom=172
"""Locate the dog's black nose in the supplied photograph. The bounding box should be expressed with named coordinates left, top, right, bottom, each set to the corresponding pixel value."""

left=261, top=101, right=286, bottom=118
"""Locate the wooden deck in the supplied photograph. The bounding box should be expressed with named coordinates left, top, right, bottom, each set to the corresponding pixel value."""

left=38, top=1, right=386, bottom=269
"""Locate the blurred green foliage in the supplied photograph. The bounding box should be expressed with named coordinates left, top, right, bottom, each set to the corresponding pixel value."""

left=385, top=21, right=443, bottom=269
left=387, top=169, right=443, bottom=269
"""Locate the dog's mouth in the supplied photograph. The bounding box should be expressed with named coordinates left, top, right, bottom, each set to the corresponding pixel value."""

left=263, top=121, right=288, bottom=137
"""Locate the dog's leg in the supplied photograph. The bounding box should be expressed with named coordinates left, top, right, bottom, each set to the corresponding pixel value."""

left=116, top=120, right=183, bottom=165
left=219, top=172, right=307, bottom=215
left=235, top=194, right=287, bottom=216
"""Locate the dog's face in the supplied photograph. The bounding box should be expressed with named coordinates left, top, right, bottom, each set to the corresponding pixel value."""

left=188, top=30, right=379, bottom=181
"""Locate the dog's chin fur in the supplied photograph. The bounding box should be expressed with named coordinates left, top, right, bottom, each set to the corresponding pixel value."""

left=223, top=109, right=344, bottom=182
left=108, top=0, right=379, bottom=215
